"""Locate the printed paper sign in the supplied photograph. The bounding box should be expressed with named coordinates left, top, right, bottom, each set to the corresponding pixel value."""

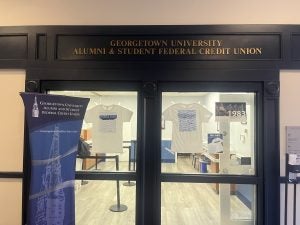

left=286, top=126, right=300, bottom=154
left=208, top=133, right=223, bottom=153
left=215, top=102, right=247, bottom=122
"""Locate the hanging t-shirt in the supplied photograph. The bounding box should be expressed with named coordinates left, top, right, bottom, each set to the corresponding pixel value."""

left=84, top=104, right=133, bottom=153
left=163, top=103, right=212, bottom=153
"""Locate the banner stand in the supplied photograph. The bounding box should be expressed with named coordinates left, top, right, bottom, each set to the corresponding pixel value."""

left=109, top=155, right=128, bottom=212
left=20, top=93, right=89, bottom=225
left=109, top=180, right=128, bottom=212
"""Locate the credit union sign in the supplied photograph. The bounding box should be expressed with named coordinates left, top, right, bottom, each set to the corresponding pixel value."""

left=56, top=34, right=281, bottom=61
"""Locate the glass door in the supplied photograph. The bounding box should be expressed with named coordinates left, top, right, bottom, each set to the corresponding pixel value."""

left=41, top=80, right=265, bottom=225
left=159, top=82, right=262, bottom=225
left=42, top=81, right=142, bottom=225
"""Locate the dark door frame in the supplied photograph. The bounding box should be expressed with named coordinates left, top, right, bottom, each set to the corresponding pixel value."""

left=36, top=68, right=279, bottom=225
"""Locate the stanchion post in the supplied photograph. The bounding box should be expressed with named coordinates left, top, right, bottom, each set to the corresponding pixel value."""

left=109, top=155, right=128, bottom=212
left=133, top=141, right=136, bottom=171
left=124, top=145, right=136, bottom=186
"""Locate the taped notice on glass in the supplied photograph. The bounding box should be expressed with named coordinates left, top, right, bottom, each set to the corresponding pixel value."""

left=207, top=133, right=223, bottom=153
left=286, top=126, right=300, bottom=154
left=215, top=102, right=247, bottom=122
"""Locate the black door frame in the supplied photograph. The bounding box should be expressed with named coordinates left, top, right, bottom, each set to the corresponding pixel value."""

left=156, top=81, right=264, bottom=225
left=35, top=68, right=279, bottom=225
left=40, top=80, right=144, bottom=225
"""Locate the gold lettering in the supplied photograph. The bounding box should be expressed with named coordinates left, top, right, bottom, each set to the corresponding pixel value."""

left=72, top=48, right=106, bottom=55
left=73, top=48, right=79, bottom=55
left=117, top=48, right=156, bottom=55
left=256, top=48, right=262, bottom=54
left=234, top=47, right=262, bottom=55
left=170, top=39, right=223, bottom=47
left=199, top=48, right=230, bottom=55
left=216, top=40, right=222, bottom=47
left=110, top=39, right=168, bottom=47
left=73, top=43, right=264, bottom=58
left=158, top=48, right=196, bottom=55
left=110, top=40, right=116, bottom=46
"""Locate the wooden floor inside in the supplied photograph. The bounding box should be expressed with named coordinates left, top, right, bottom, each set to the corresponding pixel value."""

left=75, top=156, right=253, bottom=225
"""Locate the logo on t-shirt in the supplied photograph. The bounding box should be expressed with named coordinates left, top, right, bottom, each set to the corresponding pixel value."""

left=99, top=115, right=117, bottom=120
left=99, top=113, right=117, bottom=133
left=178, top=110, right=197, bottom=132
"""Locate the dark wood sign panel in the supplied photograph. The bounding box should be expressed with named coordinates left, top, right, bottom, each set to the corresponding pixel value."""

left=292, top=34, right=300, bottom=61
left=0, top=35, right=27, bottom=60
left=56, top=34, right=281, bottom=61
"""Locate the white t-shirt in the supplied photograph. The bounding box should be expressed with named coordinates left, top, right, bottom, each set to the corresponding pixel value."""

left=84, top=104, right=133, bottom=153
left=163, top=103, right=212, bottom=153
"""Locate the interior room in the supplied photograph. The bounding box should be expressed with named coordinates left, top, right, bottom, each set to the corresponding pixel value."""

left=50, top=90, right=256, bottom=225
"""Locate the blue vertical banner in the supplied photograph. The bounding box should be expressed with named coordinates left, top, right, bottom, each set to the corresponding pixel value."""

left=20, top=93, right=89, bottom=225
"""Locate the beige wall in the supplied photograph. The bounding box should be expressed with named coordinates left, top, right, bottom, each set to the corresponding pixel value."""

left=280, top=71, right=300, bottom=225
left=280, top=71, right=300, bottom=176
left=0, top=70, right=25, bottom=225
left=1, top=0, right=300, bottom=25
left=0, top=71, right=25, bottom=171
left=0, top=179, right=23, bottom=225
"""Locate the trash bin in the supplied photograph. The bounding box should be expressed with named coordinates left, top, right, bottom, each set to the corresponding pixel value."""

left=200, top=160, right=208, bottom=173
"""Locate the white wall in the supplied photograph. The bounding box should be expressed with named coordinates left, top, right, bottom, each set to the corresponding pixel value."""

left=1, top=0, right=300, bottom=26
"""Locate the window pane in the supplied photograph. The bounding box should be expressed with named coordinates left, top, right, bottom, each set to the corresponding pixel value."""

left=161, top=92, right=255, bottom=175
left=50, top=91, right=137, bottom=173
left=75, top=180, right=136, bottom=225
left=161, top=183, right=256, bottom=225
